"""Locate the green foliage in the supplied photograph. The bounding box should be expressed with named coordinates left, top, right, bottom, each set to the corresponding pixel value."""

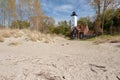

left=48, top=25, right=55, bottom=33
left=78, top=17, right=93, bottom=30
left=53, top=21, right=71, bottom=36
left=10, top=20, right=30, bottom=29
left=78, top=17, right=87, bottom=25
left=103, top=9, right=114, bottom=33
left=113, top=9, right=120, bottom=26
left=101, top=8, right=120, bottom=34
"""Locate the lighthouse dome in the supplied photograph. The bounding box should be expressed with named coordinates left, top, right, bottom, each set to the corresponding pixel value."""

left=71, top=11, right=77, bottom=16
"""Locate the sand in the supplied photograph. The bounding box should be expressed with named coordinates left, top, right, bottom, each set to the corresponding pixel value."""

left=0, top=36, right=120, bottom=80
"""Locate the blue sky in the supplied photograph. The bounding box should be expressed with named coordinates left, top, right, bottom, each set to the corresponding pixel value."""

left=40, top=0, right=95, bottom=23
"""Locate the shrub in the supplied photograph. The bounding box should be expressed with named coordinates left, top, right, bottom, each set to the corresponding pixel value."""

left=53, top=21, right=71, bottom=36
left=10, top=20, right=30, bottom=29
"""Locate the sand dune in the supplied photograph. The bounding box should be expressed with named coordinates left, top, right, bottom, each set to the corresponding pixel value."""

left=0, top=29, right=120, bottom=80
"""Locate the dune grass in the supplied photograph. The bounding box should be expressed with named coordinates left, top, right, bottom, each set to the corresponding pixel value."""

left=0, top=36, right=4, bottom=42
left=27, top=31, right=42, bottom=42
left=0, top=30, right=12, bottom=38
left=0, top=29, right=18, bottom=37
left=14, top=32, right=23, bottom=38
left=44, top=37, right=50, bottom=43
left=0, top=29, right=44, bottom=42
left=0, top=29, right=56, bottom=44
left=8, top=42, right=21, bottom=46
left=86, top=35, right=120, bottom=44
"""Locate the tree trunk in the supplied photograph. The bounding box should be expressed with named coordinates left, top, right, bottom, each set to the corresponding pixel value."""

left=97, top=0, right=101, bottom=17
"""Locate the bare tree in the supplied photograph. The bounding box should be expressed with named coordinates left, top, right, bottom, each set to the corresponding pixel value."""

left=0, top=0, right=7, bottom=28
left=32, top=0, right=43, bottom=31
left=7, top=0, right=16, bottom=28
left=88, top=0, right=114, bottom=34
left=0, top=0, right=52, bottom=31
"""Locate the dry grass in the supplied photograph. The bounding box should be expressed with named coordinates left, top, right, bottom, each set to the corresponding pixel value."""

left=44, top=38, right=49, bottom=43
left=8, top=42, right=21, bottom=46
left=0, top=36, right=4, bottom=42
left=13, top=31, right=24, bottom=38
left=0, top=29, right=17, bottom=38
left=93, top=39, right=109, bottom=45
left=0, top=29, right=55, bottom=43
left=1, top=30, right=12, bottom=38
left=27, top=31, right=42, bottom=42
left=44, top=34, right=52, bottom=43
left=109, top=37, right=120, bottom=43
left=90, top=35, right=120, bottom=45
left=14, top=34, right=23, bottom=38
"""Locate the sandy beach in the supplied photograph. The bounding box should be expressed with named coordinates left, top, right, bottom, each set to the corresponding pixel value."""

left=0, top=30, right=120, bottom=80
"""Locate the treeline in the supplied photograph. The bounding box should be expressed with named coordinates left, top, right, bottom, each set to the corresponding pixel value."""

left=0, top=0, right=55, bottom=33
left=52, top=8, right=120, bottom=36
left=54, top=0, right=120, bottom=36
left=77, top=8, right=120, bottom=35
left=0, top=0, right=119, bottom=36
left=87, top=0, right=120, bottom=35
left=102, top=8, right=120, bottom=34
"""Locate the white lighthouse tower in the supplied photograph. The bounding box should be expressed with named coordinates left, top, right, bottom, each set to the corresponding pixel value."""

left=71, top=11, right=77, bottom=28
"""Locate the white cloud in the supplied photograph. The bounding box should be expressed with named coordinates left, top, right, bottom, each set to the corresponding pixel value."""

left=40, top=0, right=95, bottom=23
left=55, top=4, right=73, bottom=13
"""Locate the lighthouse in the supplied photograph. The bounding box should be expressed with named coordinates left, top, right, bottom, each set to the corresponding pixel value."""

left=71, top=11, right=77, bottom=28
